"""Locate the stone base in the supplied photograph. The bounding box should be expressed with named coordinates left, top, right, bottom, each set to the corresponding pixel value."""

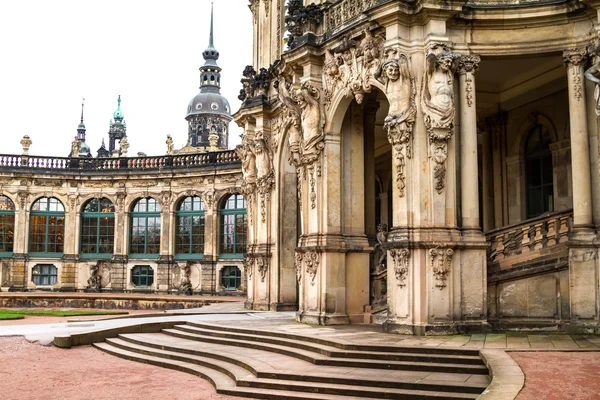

left=244, top=300, right=253, bottom=310
left=269, top=302, right=298, bottom=312
left=382, top=320, right=491, bottom=336
left=296, top=311, right=350, bottom=325
left=565, top=321, right=600, bottom=335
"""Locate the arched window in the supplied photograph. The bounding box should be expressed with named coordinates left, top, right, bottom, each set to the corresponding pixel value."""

left=129, top=198, right=161, bottom=258
left=221, top=266, right=241, bottom=289
left=29, top=197, right=65, bottom=256
left=80, top=198, right=115, bottom=258
left=219, top=194, right=247, bottom=257
left=0, top=196, right=15, bottom=256
left=175, top=196, right=205, bottom=259
left=525, top=124, right=554, bottom=219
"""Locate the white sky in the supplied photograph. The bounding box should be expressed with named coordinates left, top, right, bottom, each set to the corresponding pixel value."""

left=0, top=0, right=252, bottom=157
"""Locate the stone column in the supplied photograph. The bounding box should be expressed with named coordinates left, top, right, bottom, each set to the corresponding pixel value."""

left=363, top=100, right=379, bottom=238
left=458, top=55, right=481, bottom=233
left=481, top=129, right=495, bottom=232
left=563, top=48, right=593, bottom=233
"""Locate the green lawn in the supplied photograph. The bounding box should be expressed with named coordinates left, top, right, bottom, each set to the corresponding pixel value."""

left=0, top=309, right=128, bottom=320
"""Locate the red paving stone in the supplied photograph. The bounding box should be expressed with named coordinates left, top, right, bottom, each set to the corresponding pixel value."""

left=0, top=337, right=255, bottom=400
left=511, top=351, right=600, bottom=400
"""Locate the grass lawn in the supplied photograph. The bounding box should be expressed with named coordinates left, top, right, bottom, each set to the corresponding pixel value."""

left=0, top=309, right=128, bottom=320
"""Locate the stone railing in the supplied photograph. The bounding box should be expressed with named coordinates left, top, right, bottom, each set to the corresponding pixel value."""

left=486, top=209, right=573, bottom=268
left=322, top=0, right=380, bottom=32
left=0, top=150, right=240, bottom=172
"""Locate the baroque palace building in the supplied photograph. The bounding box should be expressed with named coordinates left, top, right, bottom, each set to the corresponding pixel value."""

left=234, top=0, right=600, bottom=334
left=0, top=7, right=247, bottom=296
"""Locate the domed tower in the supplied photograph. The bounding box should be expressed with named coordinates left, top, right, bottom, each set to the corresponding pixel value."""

left=185, top=4, right=232, bottom=150
left=108, top=95, right=127, bottom=153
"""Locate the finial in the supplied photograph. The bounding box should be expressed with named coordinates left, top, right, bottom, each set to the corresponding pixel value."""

left=209, top=3, right=214, bottom=48
left=117, top=95, right=121, bottom=108
left=80, top=97, right=85, bottom=123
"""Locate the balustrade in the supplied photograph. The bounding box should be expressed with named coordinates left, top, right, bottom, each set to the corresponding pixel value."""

left=0, top=150, right=239, bottom=173
left=486, top=210, right=572, bottom=268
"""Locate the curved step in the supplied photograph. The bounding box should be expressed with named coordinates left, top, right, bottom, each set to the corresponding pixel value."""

left=163, top=327, right=489, bottom=375
left=175, top=324, right=484, bottom=365
left=116, top=333, right=489, bottom=395
left=94, top=339, right=483, bottom=399
left=186, top=321, right=480, bottom=356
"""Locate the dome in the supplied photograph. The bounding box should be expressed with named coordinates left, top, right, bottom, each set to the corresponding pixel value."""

left=186, top=91, right=232, bottom=119
left=79, top=141, right=91, bottom=157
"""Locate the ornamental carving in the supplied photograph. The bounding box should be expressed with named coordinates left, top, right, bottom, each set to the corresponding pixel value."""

left=430, top=247, right=454, bottom=289
left=323, top=0, right=378, bottom=32
left=238, top=65, right=273, bottom=103
left=256, top=256, right=268, bottom=282
left=236, top=136, right=257, bottom=194
left=457, top=55, right=480, bottom=108
left=115, top=192, right=126, bottom=212
left=378, top=49, right=415, bottom=197
left=372, top=223, right=388, bottom=273
left=244, top=254, right=254, bottom=280
left=254, top=132, right=275, bottom=223
left=285, top=0, right=323, bottom=49
left=294, top=251, right=303, bottom=283
left=87, top=261, right=102, bottom=292
left=422, top=44, right=460, bottom=194
left=305, top=251, right=319, bottom=285
left=322, top=29, right=385, bottom=108
left=585, top=60, right=600, bottom=115
left=249, top=0, right=258, bottom=24
left=389, top=248, right=410, bottom=287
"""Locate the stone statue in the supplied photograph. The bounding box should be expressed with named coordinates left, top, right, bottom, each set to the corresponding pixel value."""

left=70, top=137, right=81, bottom=158
left=296, top=84, right=325, bottom=161
left=179, top=262, right=192, bottom=295
left=20, top=135, right=32, bottom=155
left=381, top=56, right=415, bottom=140
left=358, top=29, right=383, bottom=86
left=278, top=82, right=303, bottom=166
left=166, top=135, right=174, bottom=155
left=585, top=60, right=600, bottom=116
left=87, top=262, right=102, bottom=292
left=120, top=136, right=129, bottom=157
left=372, top=223, right=388, bottom=273
left=235, top=136, right=257, bottom=189
left=254, top=135, right=273, bottom=183
left=422, top=49, right=459, bottom=131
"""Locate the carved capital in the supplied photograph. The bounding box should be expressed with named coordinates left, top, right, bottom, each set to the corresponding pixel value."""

left=389, top=248, right=410, bottom=287
left=457, top=54, right=481, bottom=75
left=305, top=251, right=319, bottom=285
left=563, top=48, right=588, bottom=68
left=430, top=248, right=454, bottom=289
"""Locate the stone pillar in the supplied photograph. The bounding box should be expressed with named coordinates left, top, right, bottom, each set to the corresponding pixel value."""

left=565, top=48, right=600, bottom=332
left=563, top=48, right=593, bottom=232
left=458, top=55, right=481, bottom=232
left=10, top=191, right=29, bottom=290
left=363, top=100, right=379, bottom=238
left=481, top=129, right=495, bottom=232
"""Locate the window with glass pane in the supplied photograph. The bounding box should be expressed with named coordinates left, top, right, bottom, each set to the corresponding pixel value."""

left=131, top=265, right=154, bottom=287
left=32, top=264, right=58, bottom=286
left=0, top=196, right=15, bottom=255
left=29, top=197, right=65, bottom=256
left=129, top=198, right=161, bottom=257
left=219, top=194, right=247, bottom=256
left=525, top=125, right=554, bottom=219
left=175, top=197, right=205, bottom=258
left=221, top=266, right=241, bottom=289
left=80, top=198, right=115, bottom=257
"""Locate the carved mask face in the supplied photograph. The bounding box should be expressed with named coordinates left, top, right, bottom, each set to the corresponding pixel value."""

left=385, top=64, right=400, bottom=81
left=296, top=94, right=307, bottom=108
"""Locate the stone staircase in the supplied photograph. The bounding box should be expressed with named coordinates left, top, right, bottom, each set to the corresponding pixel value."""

left=93, top=322, right=491, bottom=399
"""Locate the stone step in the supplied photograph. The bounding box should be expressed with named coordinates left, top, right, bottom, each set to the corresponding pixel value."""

left=93, top=341, right=377, bottom=399
left=186, top=321, right=479, bottom=356
left=163, top=327, right=489, bottom=375
left=117, top=333, right=488, bottom=395
left=173, top=324, right=483, bottom=365
left=95, top=338, right=483, bottom=399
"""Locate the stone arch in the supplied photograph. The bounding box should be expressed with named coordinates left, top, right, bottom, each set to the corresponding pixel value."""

left=29, top=193, right=67, bottom=211
left=0, top=192, right=17, bottom=211
left=172, top=190, right=204, bottom=213
left=78, top=194, right=118, bottom=213
left=126, top=195, right=161, bottom=213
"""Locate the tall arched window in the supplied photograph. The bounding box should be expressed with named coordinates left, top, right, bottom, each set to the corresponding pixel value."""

left=129, top=198, right=161, bottom=258
left=525, top=124, right=554, bottom=219
left=220, top=194, right=247, bottom=257
left=29, top=197, right=65, bottom=256
left=0, top=196, right=15, bottom=257
left=175, top=196, right=205, bottom=259
left=80, top=198, right=115, bottom=258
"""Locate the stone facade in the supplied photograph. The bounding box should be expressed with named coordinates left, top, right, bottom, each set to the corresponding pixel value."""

left=0, top=151, right=246, bottom=295
left=235, top=0, right=600, bottom=334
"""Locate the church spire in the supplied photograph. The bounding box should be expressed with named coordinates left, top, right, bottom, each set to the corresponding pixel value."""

left=199, top=3, right=221, bottom=93
left=77, top=98, right=86, bottom=141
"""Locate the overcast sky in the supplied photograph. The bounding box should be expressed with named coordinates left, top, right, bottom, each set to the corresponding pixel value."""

left=0, top=0, right=252, bottom=157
